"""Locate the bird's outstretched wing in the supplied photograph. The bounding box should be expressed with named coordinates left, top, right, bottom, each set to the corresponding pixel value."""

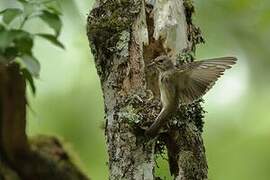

left=176, top=57, right=237, bottom=104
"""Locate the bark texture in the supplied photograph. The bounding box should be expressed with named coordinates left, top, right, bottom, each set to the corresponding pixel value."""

left=0, top=63, right=88, bottom=180
left=88, top=1, right=156, bottom=179
left=87, top=0, right=207, bottom=179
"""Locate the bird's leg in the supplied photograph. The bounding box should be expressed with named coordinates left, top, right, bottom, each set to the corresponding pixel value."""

left=146, top=89, right=155, bottom=101
left=145, top=104, right=176, bottom=137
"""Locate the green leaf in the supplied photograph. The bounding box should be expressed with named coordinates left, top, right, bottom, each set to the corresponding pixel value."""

left=21, top=68, right=36, bottom=94
left=0, top=24, right=4, bottom=31
left=3, top=47, right=19, bottom=61
left=0, top=8, right=23, bottom=24
left=20, top=54, right=40, bottom=77
left=10, top=30, right=34, bottom=55
left=39, top=10, right=62, bottom=36
left=0, top=28, right=13, bottom=53
left=17, top=0, right=28, bottom=3
left=22, top=3, right=36, bottom=16
left=0, top=29, right=33, bottom=56
left=46, top=6, right=62, bottom=15
left=36, top=33, right=64, bottom=49
left=43, top=1, right=62, bottom=15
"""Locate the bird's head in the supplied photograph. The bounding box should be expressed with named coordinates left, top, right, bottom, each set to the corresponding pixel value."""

left=147, top=55, right=174, bottom=72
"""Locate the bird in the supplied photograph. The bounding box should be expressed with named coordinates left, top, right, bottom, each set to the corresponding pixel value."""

left=145, top=55, right=237, bottom=137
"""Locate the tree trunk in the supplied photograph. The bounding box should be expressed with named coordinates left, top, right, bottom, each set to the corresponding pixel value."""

left=0, top=63, right=29, bottom=164
left=88, top=1, right=155, bottom=179
left=87, top=0, right=207, bottom=179
left=0, top=63, right=88, bottom=179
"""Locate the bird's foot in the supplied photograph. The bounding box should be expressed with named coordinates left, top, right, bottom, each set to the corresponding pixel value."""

left=146, top=89, right=155, bottom=101
left=132, top=94, right=143, bottom=103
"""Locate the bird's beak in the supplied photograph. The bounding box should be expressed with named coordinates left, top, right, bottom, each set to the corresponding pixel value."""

left=147, top=61, right=156, bottom=67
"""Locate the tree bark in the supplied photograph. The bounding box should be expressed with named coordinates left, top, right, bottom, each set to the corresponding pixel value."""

left=88, top=0, right=207, bottom=179
left=88, top=1, right=155, bottom=179
left=0, top=63, right=29, bottom=163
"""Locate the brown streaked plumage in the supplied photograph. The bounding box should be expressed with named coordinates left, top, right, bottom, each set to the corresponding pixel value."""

left=145, top=55, right=237, bottom=137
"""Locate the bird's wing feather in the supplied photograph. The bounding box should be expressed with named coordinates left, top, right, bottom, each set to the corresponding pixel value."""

left=176, top=57, right=237, bottom=104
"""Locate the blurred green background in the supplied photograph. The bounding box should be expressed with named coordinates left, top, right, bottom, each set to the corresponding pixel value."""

left=1, top=0, right=270, bottom=179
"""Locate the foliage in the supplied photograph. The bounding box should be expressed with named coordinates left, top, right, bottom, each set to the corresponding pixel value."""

left=0, top=0, right=64, bottom=94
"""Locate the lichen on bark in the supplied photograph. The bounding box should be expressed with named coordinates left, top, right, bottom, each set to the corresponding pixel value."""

left=88, top=1, right=157, bottom=179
